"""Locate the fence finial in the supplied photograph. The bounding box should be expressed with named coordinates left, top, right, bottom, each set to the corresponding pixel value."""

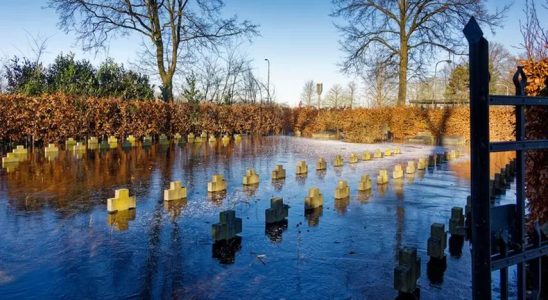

left=513, top=66, right=527, bottom=96
left=463, top=17, right=484, bottom=43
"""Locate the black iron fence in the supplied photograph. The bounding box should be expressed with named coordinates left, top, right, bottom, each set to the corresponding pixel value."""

left=464, top=17, right=548, bottom=299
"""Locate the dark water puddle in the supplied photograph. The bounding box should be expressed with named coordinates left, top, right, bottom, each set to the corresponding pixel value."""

left=0, top=136, right=516, bottom=299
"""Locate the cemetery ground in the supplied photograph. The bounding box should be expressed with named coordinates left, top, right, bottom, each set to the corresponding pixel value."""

left=0, top=135, right=519, bottom=298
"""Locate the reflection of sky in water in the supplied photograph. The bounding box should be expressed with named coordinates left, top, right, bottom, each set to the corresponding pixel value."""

left=0, top=137, right=517, bottom=299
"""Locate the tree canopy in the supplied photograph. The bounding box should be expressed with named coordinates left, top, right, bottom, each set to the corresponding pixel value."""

left=49, top=0, right=258, bottom=102
left=332, top=0, right=508, bottom=106
left=3, top=53, right=154, bottom=99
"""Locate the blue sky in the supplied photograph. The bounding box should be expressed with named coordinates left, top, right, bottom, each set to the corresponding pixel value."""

left=0, top=0, right=540, bottom=105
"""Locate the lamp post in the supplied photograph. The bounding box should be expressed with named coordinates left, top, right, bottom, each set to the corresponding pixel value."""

left=495, top=83, right=509, bottom=95
left=433, top=59, right=452, bottom=105
left=264, top=58, right=270, bottom=103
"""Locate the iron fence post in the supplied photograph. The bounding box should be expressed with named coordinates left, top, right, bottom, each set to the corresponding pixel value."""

left=464, top=17, right=492, bottom=300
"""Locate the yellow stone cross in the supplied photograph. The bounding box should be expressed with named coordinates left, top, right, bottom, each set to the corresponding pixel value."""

left=164, top=181, right=188, bottom=201
left=107, top=189, right=136, bottom=213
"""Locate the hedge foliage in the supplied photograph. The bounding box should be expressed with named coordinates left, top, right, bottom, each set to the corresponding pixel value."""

left=0, top=94, right=291, bottom=144
left=522, top=58, right=548, bottom=224
left=293, top=106, right=514, bottom=143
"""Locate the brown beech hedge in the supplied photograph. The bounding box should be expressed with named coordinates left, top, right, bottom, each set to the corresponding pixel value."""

left=0, top=94, right=293, bottom=143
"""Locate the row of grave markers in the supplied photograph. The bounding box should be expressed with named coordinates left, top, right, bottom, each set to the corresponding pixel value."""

left=1, top=133, right=244, bottom=171
left=394, top=158, right=517, bottom=297
left=105, top=147, right=463, bottom=217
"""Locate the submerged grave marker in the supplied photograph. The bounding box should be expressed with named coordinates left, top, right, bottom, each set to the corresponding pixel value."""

left=333, top=155, right=344, bottom=167
left=334, top=180, right=350, bottom=199
left=358, top=175, right=372, bottom=191
left=126, top=135, right=136, bottom=147
left=449, top=207, right=466, bottom=237
left=87, top=137, right=98, bottom=147
left=305, top=187, right=323, bottom=210
left=384, top=149, right=393, bottom=157
left=108, top=136, right=118, bottom=148
left=406, top=161, right=416, bottom=174
left=349, top=153, right=359, bottom=164
left=208, top=135, right=217, bottom=143
left=394, top=147, right=401, bottom=155
left=73, top=142, right=86, bottom=152
left=362, top=151, right=371, bottom=161
left=242, top=169, right=260, bottom=185
left=265, top=197, right=289, bottom=224
left=164, top=181, right=187, bottom=201
left=107, top=189, right=136, bottom=213
left=187, top=133, right=195, bottom=143
left=316, top=157, right=327, bottom=171
left=272, top=165, right=286, bottom=180
left=66, top=138, right=77, bottom=148
left=427, top=223, right=447, bottom=260
left=159, top=134, right=169, bottom=145
left=12, top=146, right=28, bottom=161
left=208, top=174, right=227, bottom=193
left=296, top=160, right=308, bottom=175
left=222, top=134, right=230, bottom=144
left=394, top=246, right=421, bottom=295
left=393, top=164, right=404, bottom=179
left=374, top=149, right=382, bottom=159
left=212, top=210, right=242, bottom=242
left=417, top=158, right=426, bottom=170
left=143, top=135, right=152, bottom=147
left=377, top=169, right=389, bottom=184
left=44, top=143, right=59, bottom=153
left=2, top=152, right=19, bottom=164
left=427, top=223, right=448, bottom=284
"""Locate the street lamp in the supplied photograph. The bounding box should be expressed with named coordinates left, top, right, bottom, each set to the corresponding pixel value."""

left=433, top=59, right=452, bottom=104
left=264, top=58, right=270, bottom=103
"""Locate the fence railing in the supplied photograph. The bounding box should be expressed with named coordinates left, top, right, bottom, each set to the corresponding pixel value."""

left=464, top=17, right=548, bottom=300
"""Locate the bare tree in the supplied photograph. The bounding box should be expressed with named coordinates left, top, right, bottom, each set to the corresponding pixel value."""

left=347, top=81, right=357, bottom=108
left=363, top=60, right=396, bottom=107
left=49, top=0, right=258, bottom=101
left=326, top=84, right=344, bottom=108
left=300, top=80, right=315, bottom=106
left=520, top=0, right=547, bottom=61
left=332, top=0, right=508, bottom=106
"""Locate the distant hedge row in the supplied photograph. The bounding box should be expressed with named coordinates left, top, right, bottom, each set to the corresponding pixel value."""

left=293, top=106, right=515, bottom=143
left=0, top=94, right=292, bottom=144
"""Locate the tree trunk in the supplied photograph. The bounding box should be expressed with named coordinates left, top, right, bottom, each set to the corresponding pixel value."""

left=161, top=74, right=174, bottom=102
left=398, top=42, right=408, bottom=106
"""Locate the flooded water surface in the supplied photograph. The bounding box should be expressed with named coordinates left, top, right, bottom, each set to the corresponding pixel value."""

left=0, top=136, right=515, bottom=299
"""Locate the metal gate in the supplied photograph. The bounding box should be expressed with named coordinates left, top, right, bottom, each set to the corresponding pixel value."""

left=464, top=17, right=548, bottom=299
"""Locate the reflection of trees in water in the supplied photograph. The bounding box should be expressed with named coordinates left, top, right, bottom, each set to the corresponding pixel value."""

left=305, top=207, right=323, bottom=227
left=243, top=184, right=258, bottom=197
left=265, top=220, right=288, bottom=243
left=166, top=222, right=185, bottom=297
left=3, top=147, right=163, bottom=212
left=394, top=178, right=404, bottom=200
left=107, top=209, right=136, bottom=231
left=295, top=174, right=307, bottom=186
left=139, top=201, right=164, bottom=298
left=377, top=183, right=388, bottom=197
left=271, top=180, right=284, bottom=191
left=212, top=236, right=242, bottom=265
left=450, top=151, right=516, bottom=181
left=357, top=190, right=372, bottom=203
left=334, top=197, right=350, bottom=215
left=316, top=170, right=326, bottom=180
